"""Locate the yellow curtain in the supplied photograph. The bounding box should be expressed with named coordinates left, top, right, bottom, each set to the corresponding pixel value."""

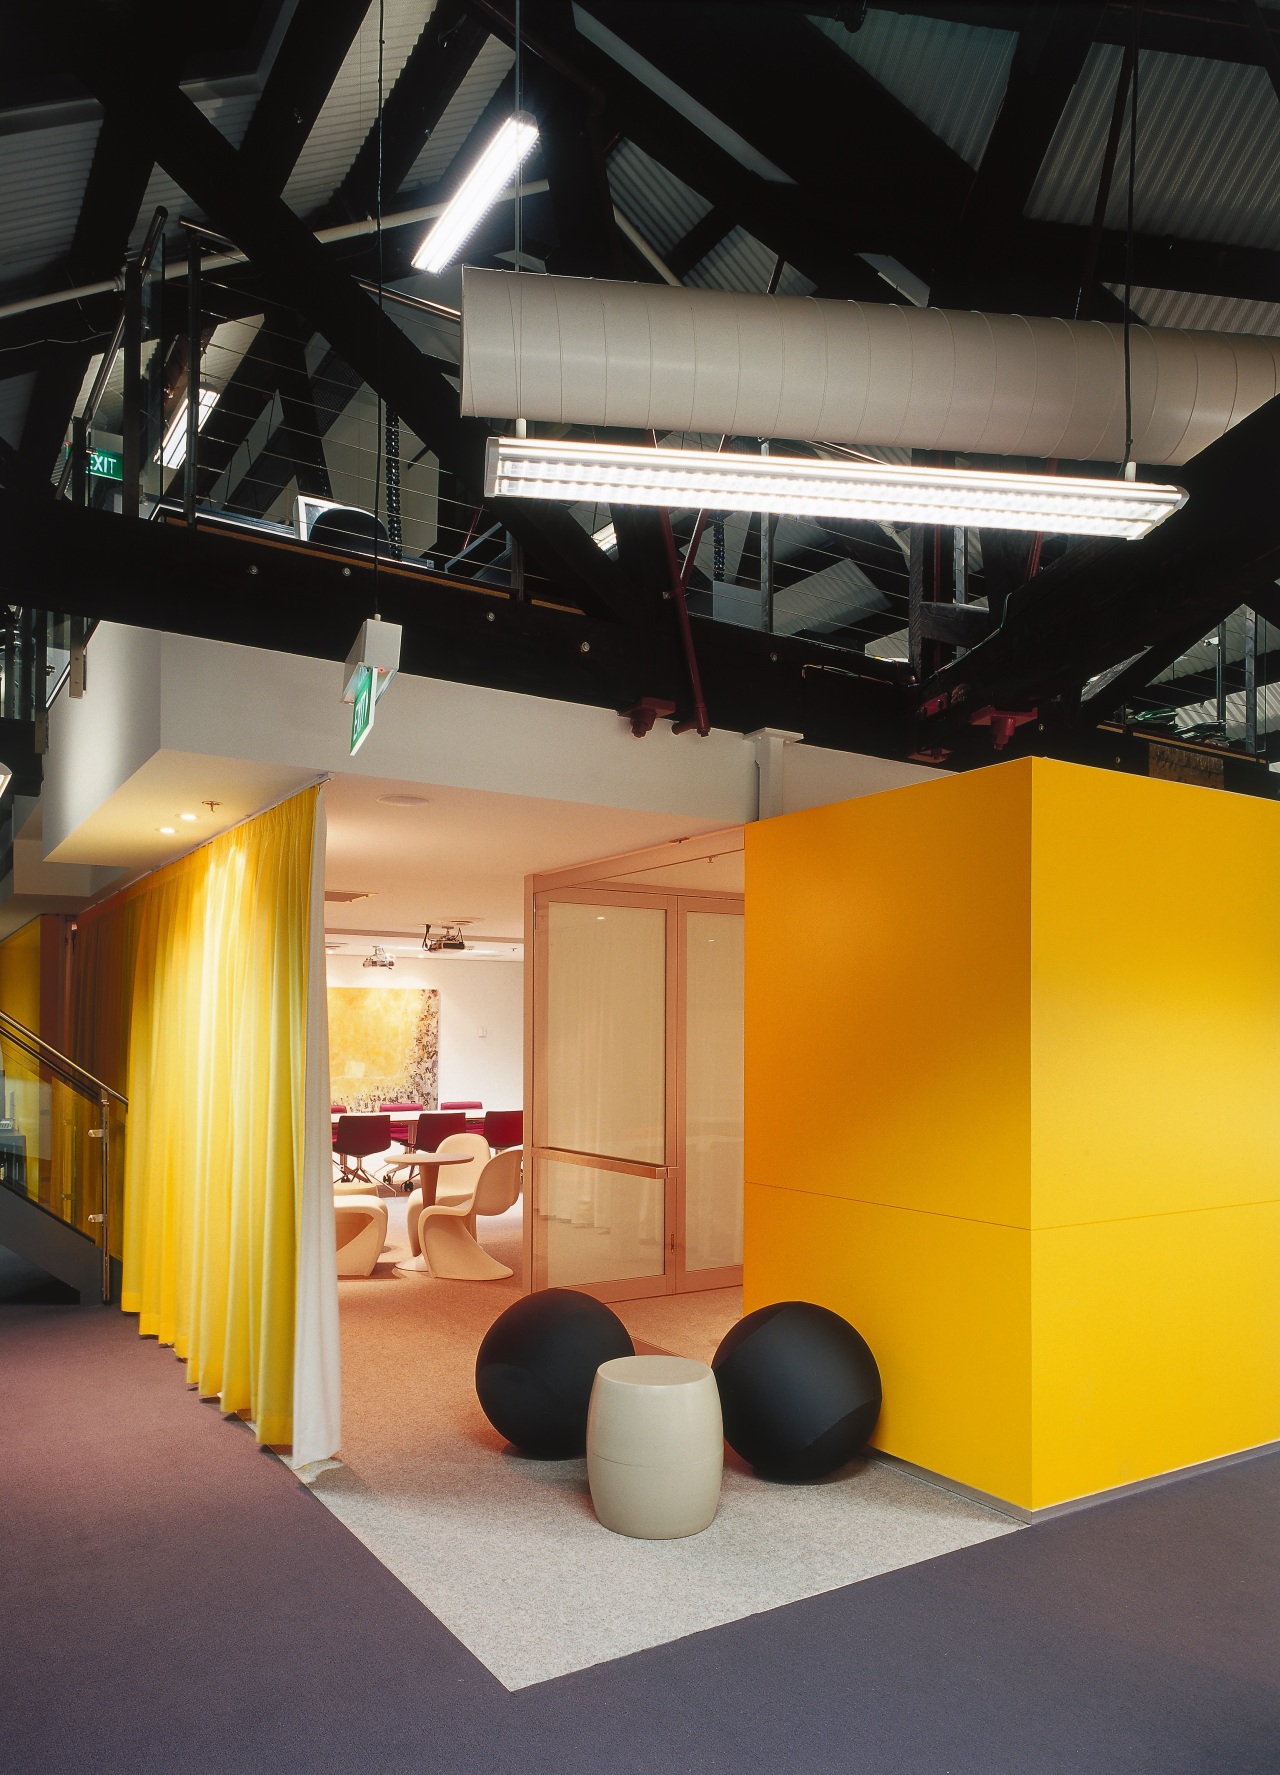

left=71, top=788, right=318, bottom=1447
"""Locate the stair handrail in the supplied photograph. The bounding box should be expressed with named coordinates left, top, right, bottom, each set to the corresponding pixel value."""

left=0, top=1007, right=128, bottom=1107
left=0, top=1007, right=128, bottom=1304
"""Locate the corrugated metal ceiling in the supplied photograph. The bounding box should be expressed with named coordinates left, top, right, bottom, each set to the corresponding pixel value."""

left=0, top=118, right=101, bottom=289
left=1118, top=284, right=1280, bottom=338
left=403, top=34, right=512, bottom=191
left=127, top=91, right=260, bottom=254
left=684, top=225, right=815, bottom=297
left=0, top=373, right=35, bottom=448
left=812, top=9, right=1016, bottom=170
left=1028, top=43, right=1280, bottom=251
left=283, top=0, right=434, bottom=217
left=606, top=139, right=710, bottom=256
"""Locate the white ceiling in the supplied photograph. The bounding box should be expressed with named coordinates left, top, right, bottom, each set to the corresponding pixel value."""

left=323, top=769, right=731, bottom=940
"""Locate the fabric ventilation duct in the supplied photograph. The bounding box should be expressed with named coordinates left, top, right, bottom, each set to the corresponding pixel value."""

left=460, top=268, right=1280, bottom=468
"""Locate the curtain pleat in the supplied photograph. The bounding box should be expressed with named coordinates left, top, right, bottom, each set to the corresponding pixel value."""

left=71, top=788, right=321, bottom=1449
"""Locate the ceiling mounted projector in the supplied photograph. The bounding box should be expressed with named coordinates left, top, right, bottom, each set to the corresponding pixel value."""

left=363, top=944, right=395, bottom=970
left=423, top=924, right=467, bottom=953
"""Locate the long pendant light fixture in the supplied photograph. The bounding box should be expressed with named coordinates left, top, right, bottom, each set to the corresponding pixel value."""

left=412, top=113, right=540, bottom=274
left=484, top=436, right=1186, bottom=540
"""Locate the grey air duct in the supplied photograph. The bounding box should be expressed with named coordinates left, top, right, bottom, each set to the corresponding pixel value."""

left=460, top=268, right=1280, bottom=467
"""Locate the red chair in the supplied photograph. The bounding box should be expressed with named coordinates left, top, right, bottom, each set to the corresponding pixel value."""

left=330, top=1106, right=348, bottom=1151
left=415, top=1110, right=468, bottom=1150
left=334, top=1113, right=392, bottom=1189
left=442, top=1099, right=486, bottom=1133
left=379, top=1102, right=423, bottom=1147
left=483, top=1109, right=524, bottom=1151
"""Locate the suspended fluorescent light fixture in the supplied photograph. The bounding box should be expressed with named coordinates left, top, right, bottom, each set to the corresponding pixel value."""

left=158, top=387, right=219, bottom=470
left=485, top=437, right=1187, bottom=541
left=412, top=113, right=540, bottom=274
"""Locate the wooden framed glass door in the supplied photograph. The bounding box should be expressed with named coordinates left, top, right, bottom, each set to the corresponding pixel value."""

left=528, top=884, right=742, bottom=1301
left=676, top=898, right=745, bottom=1292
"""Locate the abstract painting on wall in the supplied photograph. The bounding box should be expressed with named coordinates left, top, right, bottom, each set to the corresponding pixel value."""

left=328, top=987, right=440, bottom=1113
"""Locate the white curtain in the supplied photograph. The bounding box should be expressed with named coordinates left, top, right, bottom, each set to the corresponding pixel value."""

left=290, top=788, right=341, bottom=1467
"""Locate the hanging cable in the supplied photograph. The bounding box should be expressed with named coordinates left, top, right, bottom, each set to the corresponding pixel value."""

left=372, top=0, right=386, bottom=615
left=1121, top=1, right=1141, bottom=478
left=514, top=0, right=524, bottom=269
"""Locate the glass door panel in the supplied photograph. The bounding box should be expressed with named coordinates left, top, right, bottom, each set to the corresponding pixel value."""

left=537, top=1155, right=667, bottom=1288
left=533, top=895, right=671, bottom=1298
left=544, top=900, right=666, bottom=1163
left=682, top=909, right=744, bottom=1278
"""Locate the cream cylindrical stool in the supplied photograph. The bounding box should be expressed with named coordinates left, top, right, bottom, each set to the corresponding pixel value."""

left=586, top=1356, right=723, bottom=1540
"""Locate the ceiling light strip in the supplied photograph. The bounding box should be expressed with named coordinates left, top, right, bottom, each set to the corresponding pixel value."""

left=484, top=437, right=1187, bottom=540
left=413, top=114, right=540, bottom=275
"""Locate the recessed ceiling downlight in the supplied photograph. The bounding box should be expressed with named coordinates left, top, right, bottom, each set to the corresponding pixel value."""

left=376, top=793, right=430, bottom=807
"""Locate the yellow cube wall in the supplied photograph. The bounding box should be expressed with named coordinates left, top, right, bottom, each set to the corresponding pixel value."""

left=744, top=756, right=1280, bottom=1510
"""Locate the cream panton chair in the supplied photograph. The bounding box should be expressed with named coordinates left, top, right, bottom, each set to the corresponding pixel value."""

left=404, top=1132, right=491, bottom=1258
left=418, top=1147, right=522, bottom=1280
left=334, top=1195, right=389, bottom=1277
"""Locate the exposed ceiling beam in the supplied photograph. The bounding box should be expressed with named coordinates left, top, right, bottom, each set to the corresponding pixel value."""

left=666, top=205, right=735, bottom=281
left=237, top=0, right=371, bottom=193
left=0, top=492, right=911, bottom=756
left=57, top=0, right=481, bottom=489
left=1077, top=610, right=1239, bottom=723
left=470, top=0, right=892, bottom=300
left=1018, top=220, right=1280, bottom=309
left=873, top=0, right=1280, bottom=69
left=930, top=2, right=1105, bottom=309
left=527, top=36, right=631, bottom=279
left=17, top=1, right=186, bottom=485
left=490, top=498, right=637, bottom=623
left=583, top=0, right=967, bottom=270
left=916, top=391, right=1280, bottom=735
left=1239, top=0, right=1280, bottom=106
left=169, top=1, right=372, bottom=515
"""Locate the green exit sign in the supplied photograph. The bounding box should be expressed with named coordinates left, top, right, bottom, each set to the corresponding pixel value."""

left=64, top=444, right=123, bottom=481
left=349, top=663, right=375, bottom=755
left=89, top=447, right=123, bottom=481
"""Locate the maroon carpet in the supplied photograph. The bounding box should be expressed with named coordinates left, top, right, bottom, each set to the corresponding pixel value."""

left=2, top=1295, right=1277, bottom=1773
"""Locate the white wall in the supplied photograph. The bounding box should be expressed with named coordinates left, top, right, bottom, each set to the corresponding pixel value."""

left=44, top=624, right=164, bottom=856
left=325, top=953, right=523, bottom=1110
left=41, top=622, right=945, bottom=873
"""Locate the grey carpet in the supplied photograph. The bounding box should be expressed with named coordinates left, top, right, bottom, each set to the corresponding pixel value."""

left=3, top=1303, right=1277, bottom=1774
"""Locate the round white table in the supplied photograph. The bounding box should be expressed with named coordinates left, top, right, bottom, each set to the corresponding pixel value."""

left=391, top=1148, right=473, bottom=1208
left=391, top=1151, right=476, bottom=1277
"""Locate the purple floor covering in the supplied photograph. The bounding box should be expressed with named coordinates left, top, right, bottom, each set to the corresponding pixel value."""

left=3, top=1300, right=1278, bottom=1775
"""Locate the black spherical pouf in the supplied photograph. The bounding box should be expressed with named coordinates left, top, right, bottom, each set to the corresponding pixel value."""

left=713, top=1302, right=881, bottom=1482
left=475, top=1288, right=634, bottom=1458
